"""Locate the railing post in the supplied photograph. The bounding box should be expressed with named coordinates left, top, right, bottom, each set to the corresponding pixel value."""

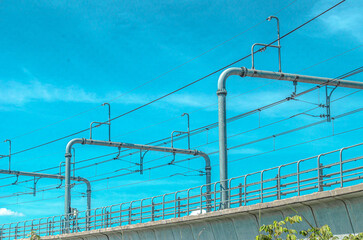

left=23, top=222, right=26, bottom=239
left=177, top=197, right=181, bottom=217
left=200, top=187, right=203, bottom=212
left=162, top=195, right=166, bottom=220
left=318, top=163, right=324, bottom=192
left=106, top=211, right=109, bottom=228
left=14, top=226, right=17, bottom=240
left=128, top=207, right=132, bottom=225
left=94, top=209, right=97, bottom=229
left=174, top=193, right=178, bottom=218
left=317, top=154, right=324, bottom=192
left=0, top=228, right=2, bottom=240
left=214, top=183, right=217, bottom=211
left=140, top=201, right=143, bottom=223
left=340, top=148, right=345, bottom=188
left=187, top=190, right=190, bottom=215
left=151, top=201, right=155, bottom=222
left=238, top=183, right=243, bottom=207
left=261, top=171, right=264, bottom=203
left=50, top=220, right=53, bottom=236
left=277, top=174, right=281, bottom=200
left=119, top=204, right=123, bottom=226
left=206, top=183, right=212, bottom=213
left=86, top=210, right=90, bottom=231
left=297, top=161, right=301, bottom=196
left=76, top=213, right=79, bottom=232
left=244, top=175, right=248, bottom=206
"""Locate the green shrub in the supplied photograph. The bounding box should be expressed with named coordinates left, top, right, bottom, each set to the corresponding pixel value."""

left=256, top=215, right=362, bottom=240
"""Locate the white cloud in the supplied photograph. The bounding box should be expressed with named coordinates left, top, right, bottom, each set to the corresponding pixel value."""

left=313, top=1, right=363, bottom=43
left=165, top=93, right=215, bottom=108
left=0, top=80, right=100, bottom=106
left=0, top=208, right=24, bottom=217
left=228, top=148, right=263, bottom=155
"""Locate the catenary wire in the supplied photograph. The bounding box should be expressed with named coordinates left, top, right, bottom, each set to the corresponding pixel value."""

left=7, top=0, right=300, bottom=142
left=7, top=0, right=346, bottom=157
left=0, top=64, right=361, bottom=189
left=1, top=104, right=360, bottom=199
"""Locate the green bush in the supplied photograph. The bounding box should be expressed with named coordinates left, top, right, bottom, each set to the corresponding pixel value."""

left=28, top=231, right=40, bottom=240
left=256, top=215, right=362, bottom=240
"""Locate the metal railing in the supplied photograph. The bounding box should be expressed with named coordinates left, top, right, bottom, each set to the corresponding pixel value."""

left=1, top=142, right=363, bottom=239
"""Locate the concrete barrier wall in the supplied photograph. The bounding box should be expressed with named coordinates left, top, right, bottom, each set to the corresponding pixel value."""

left=42, top=184, right=363, bottom=240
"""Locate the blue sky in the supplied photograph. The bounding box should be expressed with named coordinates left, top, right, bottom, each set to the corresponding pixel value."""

left=0, top=0, right=363, bottom=223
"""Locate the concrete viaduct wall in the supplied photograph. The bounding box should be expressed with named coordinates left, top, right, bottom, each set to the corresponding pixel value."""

left=42, top=184, right=363, bottom=240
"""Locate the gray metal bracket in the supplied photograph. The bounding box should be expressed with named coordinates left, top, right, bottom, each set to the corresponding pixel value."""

left=139, top=150, right=149, bottom=175
left=89, top=121, right=110, bottom=140
left=251, top=16, right=282, bottom=72
left=324, top=84, right=339, bottom=122
left=33, top=177, right=41, bottom=196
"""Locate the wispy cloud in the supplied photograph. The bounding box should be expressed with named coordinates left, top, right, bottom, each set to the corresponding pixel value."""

left=163, top=93, right=215, bottom=108
left=228, top=148, right=263, bottom=155
left=0, top=208, right=24, bottom=217
left=1, top=68, right=295, bottom=115
left=0, top=79, right=99, bottom=106
left=313, top=1, right=363, bottom=43
left=0, top=78, right=216, bottom=109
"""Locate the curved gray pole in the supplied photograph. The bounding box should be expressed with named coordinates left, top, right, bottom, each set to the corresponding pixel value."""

left=65, top=138, right=83, bottom=220
left=217, top=68, right=245, bottom=209
left=65, top=138, right=211, bottom=216
left=217, top=67, right=363, bottom=209
left=77, top=177, right=91, bottom=212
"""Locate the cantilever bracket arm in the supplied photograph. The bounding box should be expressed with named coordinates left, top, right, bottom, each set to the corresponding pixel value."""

left=216, top=67, right=363, bottom=209
left=64, top=138, right=212, bottom=217
left=0, top=168, right=91, bottom=211
left=251, top=43, right=280, bottom=70
left=90, top=121, right=110, bottom=140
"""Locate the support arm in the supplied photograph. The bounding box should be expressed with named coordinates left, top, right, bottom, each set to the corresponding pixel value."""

left=217, top=67, right=363, bottom=209
left=65, top=138, right=211, bottom=217
left=0, top=169, right=91, bottom=211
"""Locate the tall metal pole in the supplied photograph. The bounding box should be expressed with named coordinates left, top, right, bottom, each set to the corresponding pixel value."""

left=72, top=148, right=76, bottom=178
left=217, top=67, right=363, bottom=209
left=102, top=103, right=111, bottom=141
left=64, top=139, right=83, bottom=230
left=217, top=68, right=243, bottom=209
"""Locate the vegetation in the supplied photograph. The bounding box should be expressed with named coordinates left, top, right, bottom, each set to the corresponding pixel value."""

left=28, top=231, right=40, bottom=240
left=256, top=215, right=363, bottom=240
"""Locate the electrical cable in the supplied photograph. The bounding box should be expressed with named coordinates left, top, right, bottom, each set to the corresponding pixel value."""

left=3, top=116, right=362, bottom=206
left=7, top=0, right=300, bottom=142
left=2, top=119, right=362, bottom=201
left=89, top=123, right=363, bottom=194
left=1, top=64, right=361, bottom=190
left=51, top=107, right=363, bottom=189
left=8, top=0, right=346, bottom=157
